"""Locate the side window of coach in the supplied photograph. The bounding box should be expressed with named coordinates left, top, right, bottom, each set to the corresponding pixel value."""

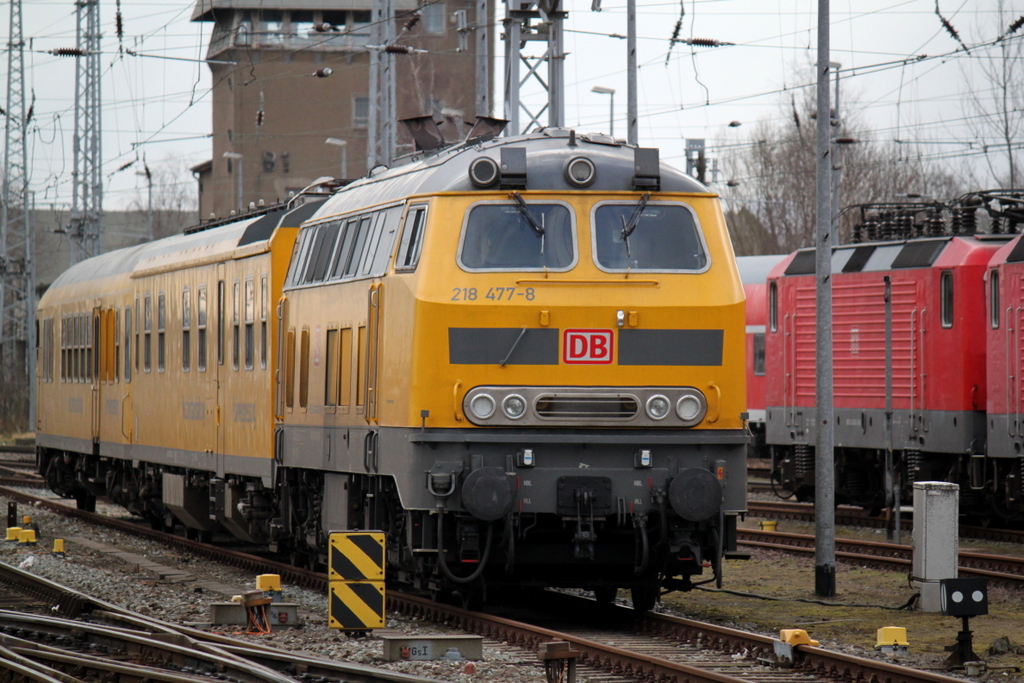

left=396, top=205, right=427, bottom=271
left=769, top=282, right=778, bottom=333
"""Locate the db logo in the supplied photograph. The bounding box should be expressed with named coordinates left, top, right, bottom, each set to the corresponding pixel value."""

left=563, top=329, right=614, bottom=364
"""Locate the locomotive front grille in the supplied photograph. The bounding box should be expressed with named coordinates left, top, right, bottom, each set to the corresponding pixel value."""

left=535, top=394, right=639, bottom=420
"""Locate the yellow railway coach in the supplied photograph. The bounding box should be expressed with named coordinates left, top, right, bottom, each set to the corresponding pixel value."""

left=36, top=197, right=324, bottom=538
left=37, top=125, right=747, bottom=611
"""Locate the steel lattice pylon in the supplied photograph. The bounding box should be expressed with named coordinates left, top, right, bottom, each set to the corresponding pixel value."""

left=2, top=0, right=36, bottom=429
left=502, top=0, right=565, bottom=136
left=68, top=0, right=103, bottom=264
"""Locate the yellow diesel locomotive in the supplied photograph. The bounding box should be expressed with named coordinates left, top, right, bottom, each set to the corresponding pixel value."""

left=37, top=127, right=747, bottom=610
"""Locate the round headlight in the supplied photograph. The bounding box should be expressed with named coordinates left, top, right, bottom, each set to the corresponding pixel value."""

left=646, top=395, right=671, bottom=420
left=469, top=394, right=496, bottom=420
left=676, top=391, right=707, bottom=425
left=564, top=156, right=596, bottom=187
left=503, top=394, right=527, bottom=419
left=469, top=157, right=500, bottom=187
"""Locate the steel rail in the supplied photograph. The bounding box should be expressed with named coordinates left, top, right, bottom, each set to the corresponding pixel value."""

left=737, top=529, right=1024, bottom=586
left=0, top=559, right=441, bottom=683
left=747, top=499, right=1024, bottom=544
left=0, top=486, right=985, bottom=683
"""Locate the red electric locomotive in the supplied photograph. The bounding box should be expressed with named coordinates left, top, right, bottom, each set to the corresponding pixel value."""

left=766, top=203, right=1011, bottom=513
left=981, top=192, right=1024, bottom=520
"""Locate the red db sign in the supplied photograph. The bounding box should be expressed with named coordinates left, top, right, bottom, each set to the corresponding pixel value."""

left=563, top=329, right=614, bottom=364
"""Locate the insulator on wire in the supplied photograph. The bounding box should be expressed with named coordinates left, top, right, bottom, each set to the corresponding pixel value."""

left=683, top=37, right=731, bottom=47
left=116, top=11, right=123, bottom=39
left=313, top=67, right=334, bottom=78
left=255, top=109, right=265, bottom=126
left=366, top=44, right=427, bottom=54
left=404, top=11, right=421, bottom=31
left=50, top=47, right=86, bottom=57
left=314, top=22, right=332, bottom=32
left=1005, top=15, right=1024, bottom=36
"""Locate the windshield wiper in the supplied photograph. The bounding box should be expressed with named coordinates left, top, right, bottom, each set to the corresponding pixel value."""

left=509, top=191, right=546, bottom=254
left=619, top=192, right=651, bottom=258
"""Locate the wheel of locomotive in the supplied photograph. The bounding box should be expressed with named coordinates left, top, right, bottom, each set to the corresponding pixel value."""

left=630, top=580, right=660, bottom=613
left=594, top=587, right=618, bottom=604
left=75, top=491, right=96, bottom=512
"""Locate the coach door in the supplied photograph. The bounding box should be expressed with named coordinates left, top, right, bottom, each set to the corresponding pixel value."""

left=214, top=265, right=228, bottom=469
left=94, top=308, right=119, bottom=447
left=91, top=307, right=103, bottom=443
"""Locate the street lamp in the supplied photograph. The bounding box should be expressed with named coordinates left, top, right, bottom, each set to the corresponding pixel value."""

left=325, top=138, right=348, bottom=179
left=222, top=151, right=243, bottom=212
left=591, top=86, right=615, bottom=137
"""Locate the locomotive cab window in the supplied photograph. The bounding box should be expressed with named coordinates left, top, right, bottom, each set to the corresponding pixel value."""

left=940, top=270, right=954, bottom=328
left=458, top=200, right=575, bottom=271
left=592, top=201, right=708, bottom=272
left=990, top=270, right=1000, bottom=329
left=396, top=205, right=428, bottom=271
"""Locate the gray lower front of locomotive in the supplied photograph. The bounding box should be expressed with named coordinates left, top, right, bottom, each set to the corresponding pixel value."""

left=382, top=427, right=748, bottom=521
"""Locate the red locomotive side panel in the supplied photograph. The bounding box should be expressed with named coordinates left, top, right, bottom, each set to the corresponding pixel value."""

left=986, top=234, right=1024, bottom=459
left=766, top=236, right=1004, bottom=456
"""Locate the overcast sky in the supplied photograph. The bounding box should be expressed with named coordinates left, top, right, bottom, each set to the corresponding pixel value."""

left=5, top=0, right=1020, bottom=213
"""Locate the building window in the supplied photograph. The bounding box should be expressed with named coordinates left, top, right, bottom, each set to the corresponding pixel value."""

left=353, top=96, right=369, bottom=128
left=157, top=292, right=166, bottom=372
left=144, top=294, right=152, bottom=372
left=422, top=2, right=445, bottom=34
left=941, top=270, right=953, bottom=328
left=198, top=286, right=208, bottom=372
left=182, top=287, right=191, bottom=372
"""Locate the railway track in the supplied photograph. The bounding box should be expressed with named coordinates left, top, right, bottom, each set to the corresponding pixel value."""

left=0, top=558, right=442, bottom=683
left=737, top=527, right=1024, bottom=586
left=748, top=499, right=1024, bottom=544
left=0, top=485, right=975, bottom=683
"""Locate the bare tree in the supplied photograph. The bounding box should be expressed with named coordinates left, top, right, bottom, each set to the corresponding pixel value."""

left=961, top=1, right=1023, bottom=188
left=126, top=157, right=199, bottom=242
left=720, top=90, right=960, bottom=254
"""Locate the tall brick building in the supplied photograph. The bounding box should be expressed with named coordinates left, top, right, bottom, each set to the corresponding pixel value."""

left=190, top=0, right=493, bottom=218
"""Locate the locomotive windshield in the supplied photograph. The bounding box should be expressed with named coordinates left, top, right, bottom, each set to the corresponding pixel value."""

left=593, top=202, right=708, bottom=272
left=459, top=201, right=575, bottom=271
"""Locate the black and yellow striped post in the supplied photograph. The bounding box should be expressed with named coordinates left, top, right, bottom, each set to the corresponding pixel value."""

left=328, top=531, right=386, bottom=630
